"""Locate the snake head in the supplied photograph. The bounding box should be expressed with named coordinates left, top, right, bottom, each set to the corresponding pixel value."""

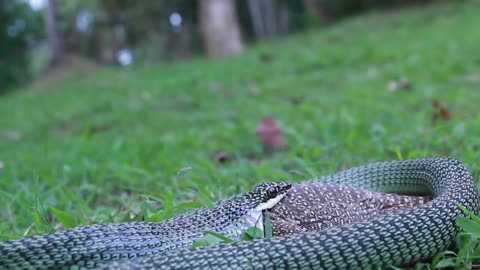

left=252, top=181, right=292, bottom=211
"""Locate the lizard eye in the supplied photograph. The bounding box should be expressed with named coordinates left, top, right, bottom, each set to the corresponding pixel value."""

left=266, top=187, right=278, bottom=198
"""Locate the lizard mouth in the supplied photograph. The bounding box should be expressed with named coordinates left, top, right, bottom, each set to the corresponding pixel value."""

left=254, top=192, right=289, bottom=211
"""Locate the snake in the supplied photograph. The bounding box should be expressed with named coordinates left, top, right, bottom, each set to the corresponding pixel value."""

left=1, top=157, right=478, bottom=269
left=102, top=156, right=478, bottom=269
left=0, top=182, right=292, bottom=269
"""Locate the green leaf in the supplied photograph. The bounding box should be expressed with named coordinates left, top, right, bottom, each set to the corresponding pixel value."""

left=456, top=232, right=477, bottom=248
left=264, top=211, right=273, bottom=239
left=472, top=245, right=480, bottom=257
left=202, top=230, right=234, bottom=243
left=413, top=262, right=431, bottom=270
left=145, top=211, right=164, bottom=222
left=175, top=201, right=204, bottom=210
left=33, top=196, right=54, bottom=233
left=456, top=216, right=480, bottom=238
left=48, top=206, right=77, bottom=229
left=457, top=204, right=480, bottom=223
left=191, top=231, right=233, bottom=248
left=160, top=191, right=175, bottom=219
left=389, top=265, right=407, bottom=270
left=242, top=227, right=263, bottom=240
left=191, top=234, right=225, bottom=248
left=393, top=147, right=403, bottom=160
left=198, top=186, right=215, bottom=209
left=146, top=201, right=204, bottom=222
left=434, top=258, right=456, bottom=268
left=455, top=240, right=474, bottom=269
left=432, top=250, right=456, bottom=268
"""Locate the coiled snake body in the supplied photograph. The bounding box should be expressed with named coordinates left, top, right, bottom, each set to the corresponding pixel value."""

left=107, top=157, right=478, bottom=269
left=1, top=157, right=478, bottom=269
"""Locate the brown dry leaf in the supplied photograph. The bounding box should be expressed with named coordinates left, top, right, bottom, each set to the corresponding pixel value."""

left=431, top=99, right=451, bottom=122
left=288, top=96, right=305, bottom=106
left=212, top=150, right=232, bottom=164
left=256, top=116, right=288, bottom=152
left=439, top=107, right=451, bottom=120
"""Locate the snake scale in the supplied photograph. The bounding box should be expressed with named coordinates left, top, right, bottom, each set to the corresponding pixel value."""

left=1, top=156, right=478, bottom=269
left=268, top=183, right=431, bottom=236
left=0, top=182, right=292, bottom=269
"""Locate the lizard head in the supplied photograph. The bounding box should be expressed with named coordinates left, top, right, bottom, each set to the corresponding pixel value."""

left=251, top=181, right=292, bottom=211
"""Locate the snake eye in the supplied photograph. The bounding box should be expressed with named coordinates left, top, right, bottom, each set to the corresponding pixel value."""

left=266, top=187, right=278, bottom=198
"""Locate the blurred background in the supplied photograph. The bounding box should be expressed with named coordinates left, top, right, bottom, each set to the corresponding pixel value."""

left=1, top=0, right=435, bottom=92
left=1, top=0, right=480, bottom=256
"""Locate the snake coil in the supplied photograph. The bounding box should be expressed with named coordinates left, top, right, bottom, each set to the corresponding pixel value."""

left=108, top=157, right=478, bottom=269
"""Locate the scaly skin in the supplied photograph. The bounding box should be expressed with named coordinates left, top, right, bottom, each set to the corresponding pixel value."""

left=268, top=183, right=431, bottom=235
left=102, top=157, right=478, bottom=269
left=0, top=182, right=291, bottom=269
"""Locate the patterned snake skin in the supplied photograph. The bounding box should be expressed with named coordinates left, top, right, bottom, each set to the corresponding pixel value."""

left=268, top=183, right=431, bottom=235
left=0, top=157, right=477, bottom=269
left=103, top=157, right=478, bottom=269
left=0, top=182, right=292, bottom=269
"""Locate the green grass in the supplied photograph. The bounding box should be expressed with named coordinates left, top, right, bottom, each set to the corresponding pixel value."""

left=1, top=1, right=480, bottom=267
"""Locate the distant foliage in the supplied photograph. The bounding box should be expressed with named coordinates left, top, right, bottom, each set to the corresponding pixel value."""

left=0, top=0, right=437, bottom=93
left=0, top=0, right=42, bottom=94
left=303, top=0, right=432, bottom=22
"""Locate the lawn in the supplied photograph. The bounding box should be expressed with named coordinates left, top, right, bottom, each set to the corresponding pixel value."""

left=1, top=1, right=480, bottom=267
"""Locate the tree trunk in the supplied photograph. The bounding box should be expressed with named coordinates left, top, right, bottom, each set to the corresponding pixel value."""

left=247, top=0, right=289, bottom=40
left=277, top=3, right=291, bottom=34
left=199, top=0, right=244, bottom=58
left=262, top=0, right=277, bottom=38
left=247, top=0, right=266, bottom=38
left=44, top=0, right=66, bottom=67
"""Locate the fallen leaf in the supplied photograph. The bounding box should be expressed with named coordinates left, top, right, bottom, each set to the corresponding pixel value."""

left=0, top=160, right=4, bottom=170
left=256, top=116, right=288, bottom=152
left=388, top=78, right=410, bottom=92
left=439, top=107, right=451, bottom=120
left=212, top=150, right=232, bottom=164
left=288, top=96, right=305, bottom=106
left=259, top=53, right=274, bottom=62
left=431, top=99, right=451, bottom=122
left=87, top=124, right=111, bottom=134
